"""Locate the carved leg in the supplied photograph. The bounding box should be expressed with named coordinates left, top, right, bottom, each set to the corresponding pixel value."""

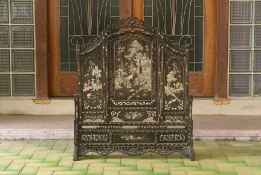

left=181, top=146, right=195, bottom=161
left=73, top=145, right=79, bottom=161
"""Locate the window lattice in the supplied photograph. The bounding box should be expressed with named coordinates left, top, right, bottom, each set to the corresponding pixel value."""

left=12, top=50, right=34, bottom=72
left=254, top=75, right=261, bottom=96
left=0, top=26, right=9, bottom=48
left=0, top=0, right=35, bottom=97
left=254, top=51, right=261, bottom=72
left=229, top=74, right=251, bottom=96
left=12, top=26, right=34, bottom=48
left=255, top=26, right=261, bottom=48
left=229, top=0, right=261, bottom=97
left=11, top=2, right=33, bottom=24
left=0, top=0, right=9, bottom=23
left=255, top=1, right=261, bottom=23
left=230, top=1, right=252, bottom=23
left=12, top=74, right=35, bottom=96
left=0, top=75, right=11, bottom=96
left=0, top=50, right=10, bottom=72
left=230, top=26, right=252, bottom=48
left=230, top=51, right=251, bottom=72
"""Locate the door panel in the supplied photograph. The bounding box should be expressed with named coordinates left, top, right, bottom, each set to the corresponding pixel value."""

left=60, top=73, right=77, bottom=96
left=189, top=73, right=203, bottom=96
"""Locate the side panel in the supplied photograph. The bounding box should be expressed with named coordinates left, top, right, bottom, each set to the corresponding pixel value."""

left=164, top=53, right=185, bottom=111
left=162, top=47, right=187, bottom=123
left=80, top=46, right=105, bottom=122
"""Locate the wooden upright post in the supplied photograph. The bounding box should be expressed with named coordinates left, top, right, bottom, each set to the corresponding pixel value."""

left=214, top=0, right=229, bottom=102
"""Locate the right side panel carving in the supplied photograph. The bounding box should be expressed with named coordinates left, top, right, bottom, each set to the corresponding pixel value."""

left=164, top=52, right=185, bottom=111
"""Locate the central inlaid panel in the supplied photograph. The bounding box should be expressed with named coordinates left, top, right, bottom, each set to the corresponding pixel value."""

left=109, top=36, right=157, bottom=107
left=114, top=40, right=152, bottom=101
left=107, top=35, right=158, bottom=123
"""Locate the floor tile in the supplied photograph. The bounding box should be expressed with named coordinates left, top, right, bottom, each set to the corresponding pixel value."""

left=0, top=140, right=260, bottom=175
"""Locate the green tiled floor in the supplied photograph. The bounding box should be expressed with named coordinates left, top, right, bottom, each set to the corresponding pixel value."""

left=0, top=140, right=261, bottom=175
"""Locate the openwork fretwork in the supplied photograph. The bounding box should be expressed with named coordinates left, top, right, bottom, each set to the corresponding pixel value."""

left=74, top=17, right=194, bottom=161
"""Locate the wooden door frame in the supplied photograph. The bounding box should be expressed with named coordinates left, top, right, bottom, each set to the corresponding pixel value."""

left=187, top=0, right=217, bottom=97
left=214, top=0, right=229, bottom=100
left=47, top=0, right=78, bottom=96
left=35, top=0, right=48, bottom=99
left=47, top=0, right=60, bottom=96
left=46, top=0, right=228, bottom=98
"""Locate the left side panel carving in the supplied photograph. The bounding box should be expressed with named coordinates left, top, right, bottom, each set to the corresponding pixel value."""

left=80, top=47, right=104, bottom=122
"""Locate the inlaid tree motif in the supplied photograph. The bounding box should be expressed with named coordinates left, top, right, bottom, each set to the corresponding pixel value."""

left=114, top=40, right=152, bottom=101
left=82, top=58, right=103, bottom=109
left=164, top=62, right=184, bottom=110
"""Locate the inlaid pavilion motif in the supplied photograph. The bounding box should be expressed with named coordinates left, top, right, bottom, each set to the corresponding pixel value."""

left=114, top=40, right=152, bottom=101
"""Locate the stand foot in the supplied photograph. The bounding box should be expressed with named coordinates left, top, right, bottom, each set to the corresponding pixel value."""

left=73, top=145, right=79, bottom=161
left=181, top=146, right=195, bottom=161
